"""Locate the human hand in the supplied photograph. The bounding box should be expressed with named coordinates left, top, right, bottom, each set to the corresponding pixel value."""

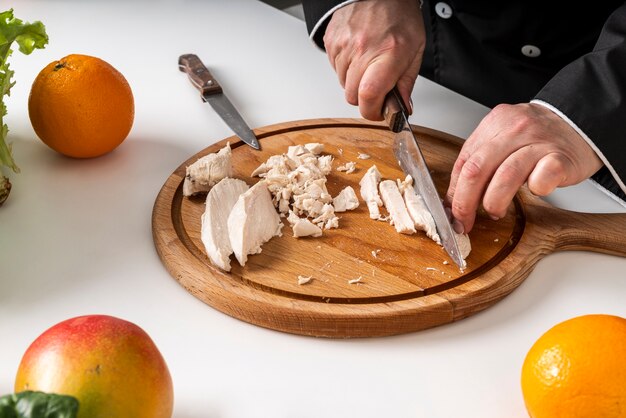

left=445, top=103, right=603, bottom=233
left=324, top=0, right=425, bottom=120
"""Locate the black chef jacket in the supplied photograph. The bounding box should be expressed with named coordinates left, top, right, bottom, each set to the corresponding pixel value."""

left=302, top=0, right=626, bottom=205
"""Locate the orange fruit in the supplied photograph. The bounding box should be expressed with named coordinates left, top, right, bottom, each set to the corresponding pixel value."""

left=28, top=54, right=134, bottom=158
left=521, top=314, right=626, bottom=418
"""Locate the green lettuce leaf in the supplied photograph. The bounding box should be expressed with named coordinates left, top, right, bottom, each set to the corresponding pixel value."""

left=0, top=391, right=79, bottom=418
left=0, top=8, right=48, bottom=173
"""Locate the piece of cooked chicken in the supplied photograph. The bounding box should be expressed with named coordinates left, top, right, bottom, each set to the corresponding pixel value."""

left=398, top=175, right=471, bottom=264
left=227, top=181, right=284, bottom=266
left=201, top=178, right=250, bottom=272
left=379, top=180, right=416, bottom=234
left=398, top=176, right=441, bottom=244
left=359, top=165, right=383, bottom=219
left=336, top=161, right=356, bottom=174
left=456, top=231, right=472, bottom=260
left=333, top=186, right=359, bottom=212
left=311, top=203, right=339, bottom=229
left=250, top=143, right=338, bottom=228
left=183, top=142, right=233, bottom=196
left=287, top=210, right=323, bottom=238
left=304, top=143, right=324, bottom=155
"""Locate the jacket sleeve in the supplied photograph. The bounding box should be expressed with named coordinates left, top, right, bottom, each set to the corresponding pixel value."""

left=533, top=3, right=626, bottom=205
left=301, top=0, right=361, bottom=49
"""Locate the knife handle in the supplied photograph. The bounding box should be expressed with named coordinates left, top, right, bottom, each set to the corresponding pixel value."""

left=178, top=54, right=223, bottom=96
left=383, top=86, right=408, bottom=133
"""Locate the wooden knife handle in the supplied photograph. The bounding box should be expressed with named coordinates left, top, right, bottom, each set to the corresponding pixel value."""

left=383, top=86, right=408, bottom=133
left=178, top=54, right=223, bottom=96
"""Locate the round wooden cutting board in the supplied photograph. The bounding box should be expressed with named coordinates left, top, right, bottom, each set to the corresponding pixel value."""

left=152, top=118, right=626, bottom=338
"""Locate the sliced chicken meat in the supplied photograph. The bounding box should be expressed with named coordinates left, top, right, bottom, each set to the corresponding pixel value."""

left=379, top=180, right=416, bottom=234
left=359, top=165, right=383, bottom=219
left=398, top=176, right=441, bottom=244
left=455, top=230, right=472, bottom=260
left=227, top=181, right=284, bottom=266
left=398, top=175, right=472, bottom=262
left=200, top=178, right=250, bottom=271
left=183, top=142, right=233, bottom=197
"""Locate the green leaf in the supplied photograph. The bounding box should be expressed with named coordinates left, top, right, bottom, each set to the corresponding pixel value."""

left=0, top=9, right=49, bottom=60
left=0, top=391, right=79, bottom=418
left=0, top=8, right=48, bottom=179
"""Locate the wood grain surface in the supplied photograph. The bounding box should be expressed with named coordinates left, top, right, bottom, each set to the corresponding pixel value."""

left=152, top=118, right=626, bottom=338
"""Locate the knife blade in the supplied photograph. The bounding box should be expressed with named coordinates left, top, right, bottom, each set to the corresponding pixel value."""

left=383, top=87, right=466, bottom=269
left=178, top=54, right=260, bottom=150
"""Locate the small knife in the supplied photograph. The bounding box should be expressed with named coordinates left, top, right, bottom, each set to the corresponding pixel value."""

left=178, top=54, right=260, bottom=150
left=383, top=87, right=466, bottom=269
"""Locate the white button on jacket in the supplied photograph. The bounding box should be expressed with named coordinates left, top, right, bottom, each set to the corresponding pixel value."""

left=521, top=44, right=541, bottom=57
left=435, top=2, right=453, bottom=19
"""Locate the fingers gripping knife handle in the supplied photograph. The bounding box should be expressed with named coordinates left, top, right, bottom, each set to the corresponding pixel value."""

left=383, top=86, right=409, bottom=133
left=178, top=54, right=223, bottom=97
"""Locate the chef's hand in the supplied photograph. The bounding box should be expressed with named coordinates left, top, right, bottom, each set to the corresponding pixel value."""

left=445, top=103, right=603, bottom=234
left=324, top=0, right=425, bottom=120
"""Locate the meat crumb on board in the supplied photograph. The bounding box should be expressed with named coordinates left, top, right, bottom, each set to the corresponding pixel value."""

left=297, top=275, right=313, bottom=285
left=348, top=276, right=363, bottom=285
left=336, top=161, right=357, bottom=174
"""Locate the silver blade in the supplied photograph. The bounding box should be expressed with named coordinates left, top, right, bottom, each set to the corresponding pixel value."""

left=203, top=93, right=260, bottom=150
left=393, top=114, right=466, bottom=269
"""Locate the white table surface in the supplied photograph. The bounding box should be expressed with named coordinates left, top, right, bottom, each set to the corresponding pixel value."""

left=2, top=1, right=625, bottom=417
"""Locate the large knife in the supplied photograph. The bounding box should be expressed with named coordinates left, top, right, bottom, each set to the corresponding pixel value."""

left=383, top=87, right=466, bottom=269
left=178, top=54, right=260, bottom=150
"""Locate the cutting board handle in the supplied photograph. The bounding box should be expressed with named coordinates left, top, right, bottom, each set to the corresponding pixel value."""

left=527, top=197, right=626, bottom=257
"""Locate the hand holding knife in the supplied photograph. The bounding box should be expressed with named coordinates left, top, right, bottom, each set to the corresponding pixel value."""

left=178, top=54, right=260, bottom=150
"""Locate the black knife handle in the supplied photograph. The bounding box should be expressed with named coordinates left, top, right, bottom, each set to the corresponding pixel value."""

left=178, top=54, right=223, bottom=97
left=383, top=86, right=409, bottom=133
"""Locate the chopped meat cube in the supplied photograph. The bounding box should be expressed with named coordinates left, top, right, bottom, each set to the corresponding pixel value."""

left=287, top=210, right=323, bottom=238
left=333, top=186, right=359, bottom=212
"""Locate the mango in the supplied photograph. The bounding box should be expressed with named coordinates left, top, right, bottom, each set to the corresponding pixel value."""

left=14, top=315, right=173, bottom=418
